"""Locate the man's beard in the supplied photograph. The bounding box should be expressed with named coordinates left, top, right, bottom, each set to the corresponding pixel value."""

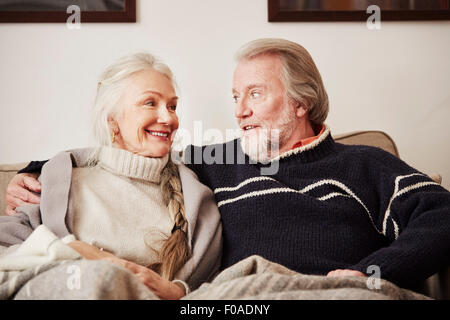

left=240, top=106, right=297, bottom=163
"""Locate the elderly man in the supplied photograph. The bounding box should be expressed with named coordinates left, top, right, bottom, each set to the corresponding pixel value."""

left=5, top=38, right=450, bottom=291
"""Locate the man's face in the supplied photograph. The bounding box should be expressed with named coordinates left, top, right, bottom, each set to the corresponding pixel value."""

left=232, top=54, right=299, bottom=162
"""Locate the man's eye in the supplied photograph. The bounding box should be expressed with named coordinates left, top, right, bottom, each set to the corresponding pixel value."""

left=168, top=105, right=177, bottom=111
left=250, top=92, right=261, bottom=98
left=144, top=100, right=155, bottom=106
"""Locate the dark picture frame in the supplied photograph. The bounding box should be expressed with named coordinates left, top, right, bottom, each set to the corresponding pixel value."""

left=268, top=0, right=450, bottom=22
left=0, top=0, right=136, bottom=23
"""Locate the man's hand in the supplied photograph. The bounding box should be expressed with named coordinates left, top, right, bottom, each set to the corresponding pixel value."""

left=5, top=173, right=41, bottom=215
left=327, top=269, right=367, bottom=278
left=104, top=257, right=185, bottom=300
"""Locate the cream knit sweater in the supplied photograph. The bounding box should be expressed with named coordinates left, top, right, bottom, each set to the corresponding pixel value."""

left=69, top=147, right=175, bottom=267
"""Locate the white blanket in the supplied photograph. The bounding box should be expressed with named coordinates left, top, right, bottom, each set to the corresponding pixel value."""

left=0, top=225, right=80, bottom=271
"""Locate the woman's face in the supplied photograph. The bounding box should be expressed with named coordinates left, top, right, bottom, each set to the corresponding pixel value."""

left=110, top=68, right=179, bottom=158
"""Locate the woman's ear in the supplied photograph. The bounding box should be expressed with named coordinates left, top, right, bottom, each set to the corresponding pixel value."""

left=107, top=116, right=120, bottom=135
left=107, top=116, right=123, bottom=146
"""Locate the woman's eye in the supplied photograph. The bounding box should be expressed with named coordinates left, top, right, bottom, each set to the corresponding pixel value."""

left=232, top=95, right=239, bottom=103
left=144, top=100, right=155, bottom=106
left=168, top=105, right=177, bottom=111
left=250, top=92, right=261, bottom=98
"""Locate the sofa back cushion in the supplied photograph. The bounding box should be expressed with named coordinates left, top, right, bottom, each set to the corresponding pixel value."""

left=0, top=163, right=28, bottom=216
left=333, top=130, right=399, bottom=157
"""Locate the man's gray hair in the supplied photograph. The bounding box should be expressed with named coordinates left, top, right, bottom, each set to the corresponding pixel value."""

left=235, top=38, right=329, bottom=125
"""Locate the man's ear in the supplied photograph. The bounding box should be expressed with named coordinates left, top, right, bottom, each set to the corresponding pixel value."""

left=295, top=101, right=309, bottom=118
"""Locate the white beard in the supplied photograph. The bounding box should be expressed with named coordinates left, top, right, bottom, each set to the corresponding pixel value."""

left=240, top=127, right=272, bottom=164
left=240, top=105, right=297, bottom=163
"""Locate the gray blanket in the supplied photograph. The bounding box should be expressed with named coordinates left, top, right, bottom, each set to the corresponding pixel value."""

left=0, top=255, right=430, bottom=300
left=183, top=255, right=430, bottom=300
left=1, top=260, right=158, bottom=300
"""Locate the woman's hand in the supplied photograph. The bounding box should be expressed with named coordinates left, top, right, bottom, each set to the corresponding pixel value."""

left=104, top=257, right=185, bottom=300
left=68, top=241, right=185, bottom=300
left=5, top=173, right=41, bottom=215
left=327, top=269, right=367, bottom=278
left=67, top=240, right=116, bottom=260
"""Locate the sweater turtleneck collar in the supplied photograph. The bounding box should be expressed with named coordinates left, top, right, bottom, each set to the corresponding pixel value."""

left=97, top=147, right=169, bottom=183
left=261, top=125, right=335, bottom=164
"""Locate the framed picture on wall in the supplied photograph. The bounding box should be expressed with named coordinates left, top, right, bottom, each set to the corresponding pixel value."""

left=268, top=0, right=450, bottom=21
left=0, top=0, right=136, bottom=22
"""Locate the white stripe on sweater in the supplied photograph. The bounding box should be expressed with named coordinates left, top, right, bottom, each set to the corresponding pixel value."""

left=303, top=179, right=382, bottom=234
left=382, top=173, right=440, bottom=238
left=318, top=192, right=351, bottom=201
left=214, top=176, right=277, bottom=193
left=217, top=187, right=302, bottom=207
left=216, top=178, right=383, bottom=235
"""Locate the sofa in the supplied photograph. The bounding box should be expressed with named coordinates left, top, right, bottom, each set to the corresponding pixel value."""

left=0, top=130, right=448, bottom=299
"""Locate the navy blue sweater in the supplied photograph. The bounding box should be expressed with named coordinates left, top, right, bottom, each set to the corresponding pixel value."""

left=184, top=128, right=450, bottom=289
left=18, top=129, right=450, bottom=289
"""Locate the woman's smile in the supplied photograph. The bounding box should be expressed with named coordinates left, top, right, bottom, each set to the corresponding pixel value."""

left=145, top=129, right=171, bottom=141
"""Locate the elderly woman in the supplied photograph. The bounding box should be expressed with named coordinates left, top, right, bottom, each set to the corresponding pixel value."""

left=0, top=52, right=222, bottom=300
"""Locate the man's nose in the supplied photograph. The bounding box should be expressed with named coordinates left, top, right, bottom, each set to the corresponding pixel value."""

left=234, top=97, right=252, bottom=119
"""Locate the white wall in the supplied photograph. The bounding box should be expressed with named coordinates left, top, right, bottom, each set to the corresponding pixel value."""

left=1, top=0, right=449, bottom=190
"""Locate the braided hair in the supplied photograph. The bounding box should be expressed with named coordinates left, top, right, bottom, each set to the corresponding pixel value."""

left=152, top=158, right=191, bottom=280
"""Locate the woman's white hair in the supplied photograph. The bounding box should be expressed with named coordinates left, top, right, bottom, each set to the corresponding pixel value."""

left=91, top=52, right=176, bottom=150
left=235, top=38, right=329, bottom=125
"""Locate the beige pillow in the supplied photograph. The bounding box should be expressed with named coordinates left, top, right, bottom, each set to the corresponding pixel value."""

left=0, top=163, right=28, bottom=216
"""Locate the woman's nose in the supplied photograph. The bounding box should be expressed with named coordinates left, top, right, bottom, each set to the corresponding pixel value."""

left=157, top=107, right=172, bottom=124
